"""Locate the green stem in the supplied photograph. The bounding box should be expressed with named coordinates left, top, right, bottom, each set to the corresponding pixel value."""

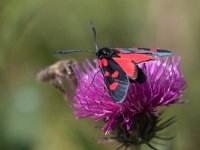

left=129, top=145, right=141, bottom=150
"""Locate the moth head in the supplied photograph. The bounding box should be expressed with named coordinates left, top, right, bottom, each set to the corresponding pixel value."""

left=97, top=48, right=114, bottom=59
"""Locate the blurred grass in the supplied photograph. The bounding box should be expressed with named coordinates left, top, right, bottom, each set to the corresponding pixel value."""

left=0, top=0, right=200, bottom=150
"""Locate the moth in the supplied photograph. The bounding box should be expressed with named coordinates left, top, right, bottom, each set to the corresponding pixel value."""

left=55, top=21, right=173, bottom=103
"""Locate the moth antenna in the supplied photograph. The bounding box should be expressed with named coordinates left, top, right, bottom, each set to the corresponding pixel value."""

left=90, top=20, right=99, bottom=52
left=53, top=49, right=95, bottom=54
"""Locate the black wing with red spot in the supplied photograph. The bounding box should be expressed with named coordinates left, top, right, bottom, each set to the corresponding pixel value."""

left=96, top=47, right=173, bottom=103
left=98, top=58, right=131, bottom=103
left=114, top=48, right=173, bottom=57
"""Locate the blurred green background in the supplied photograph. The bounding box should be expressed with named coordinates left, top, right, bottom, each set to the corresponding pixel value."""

left=0, top=0, right=199, bottom=150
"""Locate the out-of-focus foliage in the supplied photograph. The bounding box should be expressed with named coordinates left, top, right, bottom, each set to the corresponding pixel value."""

left=0, top=0, right=199, bottom=150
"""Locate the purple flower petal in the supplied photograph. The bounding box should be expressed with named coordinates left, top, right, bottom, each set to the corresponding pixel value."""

left=66, top=56, right=186, bottom=134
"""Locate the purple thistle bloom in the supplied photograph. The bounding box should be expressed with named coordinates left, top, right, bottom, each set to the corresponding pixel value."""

left=66, top=56, right=186, bottom=136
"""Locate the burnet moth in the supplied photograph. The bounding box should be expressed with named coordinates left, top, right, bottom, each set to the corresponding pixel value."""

left=55, top=21, right=174, bottom=103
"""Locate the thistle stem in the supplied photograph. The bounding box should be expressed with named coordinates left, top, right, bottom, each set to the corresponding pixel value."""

left=129, top=145, right=141, bottom=150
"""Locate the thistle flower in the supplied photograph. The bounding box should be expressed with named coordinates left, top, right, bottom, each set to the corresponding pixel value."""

left=65, top=56, right=186, bottom=149
left=38, top=56, right=186, bottom=149
left=37, top=59, right=77, bottom=93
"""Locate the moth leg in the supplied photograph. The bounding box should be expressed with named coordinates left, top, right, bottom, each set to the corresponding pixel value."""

left=100, top=86, right=107, bottom=102
left=86, top=69, right=102, bottom=91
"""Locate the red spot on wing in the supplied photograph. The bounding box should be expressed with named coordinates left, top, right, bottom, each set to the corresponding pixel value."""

left=98, top=60, right=102, bottom=68
left=112, top=58, right=137, bottom=79
left=150, top=48, right=157, bottom=52
left=117, top=53, right=155, bottom=64
left=115, top=48, right=124, bottom=50
left=102, top=58, right=108, bottom=66
left=109, top=82, right=118, bottom=90
left=104, top=71, right=109, bottom=77
left=112, top=71, right=119, bottom=78
left=134, top=48, right=145, bottom=52
left=139, top=49, right=144, bottom=52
